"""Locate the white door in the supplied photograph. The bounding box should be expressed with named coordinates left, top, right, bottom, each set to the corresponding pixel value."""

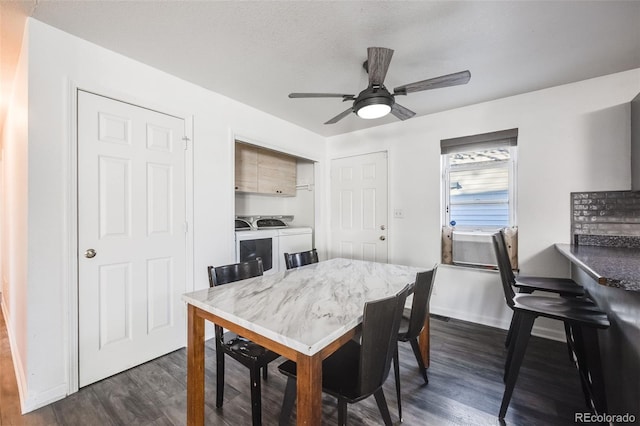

left=77, top=91, right=187, bottom=386
left=330, top=152, right=388, bottom=262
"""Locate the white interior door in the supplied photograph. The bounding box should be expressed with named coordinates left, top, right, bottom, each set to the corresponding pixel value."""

left=330, top=152, right=388, bottom=262
left=77, top=91, right=187, bottom=387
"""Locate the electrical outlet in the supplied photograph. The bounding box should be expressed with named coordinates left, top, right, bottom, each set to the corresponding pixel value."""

left=393, top=209, right=404, bottom=219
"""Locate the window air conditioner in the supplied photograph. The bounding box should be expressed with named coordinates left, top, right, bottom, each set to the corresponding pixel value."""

left=452, top=231, right=497, bottom=268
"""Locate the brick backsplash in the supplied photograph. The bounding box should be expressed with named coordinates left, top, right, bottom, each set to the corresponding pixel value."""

left=571, top=191, right=640, bottom=243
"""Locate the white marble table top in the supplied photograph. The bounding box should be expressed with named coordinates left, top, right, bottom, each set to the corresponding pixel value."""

left=182, top=258, right=428, bottom=356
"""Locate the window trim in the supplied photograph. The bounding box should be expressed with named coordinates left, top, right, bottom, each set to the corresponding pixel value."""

left=442, top=145, right=517, bottom=233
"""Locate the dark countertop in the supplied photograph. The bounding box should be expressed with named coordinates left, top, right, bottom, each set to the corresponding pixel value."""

left=555, top=244, right=640, bottom=292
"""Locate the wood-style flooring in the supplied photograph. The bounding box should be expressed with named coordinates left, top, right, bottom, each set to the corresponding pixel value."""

left=1, top=310, right=589, bottom=425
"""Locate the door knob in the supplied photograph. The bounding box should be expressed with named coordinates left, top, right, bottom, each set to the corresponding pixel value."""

left=379, top=236, right=386, bottom=241
left=380, top=225, right=386, bottom=230
left=85, top=249, right=97, bottom=258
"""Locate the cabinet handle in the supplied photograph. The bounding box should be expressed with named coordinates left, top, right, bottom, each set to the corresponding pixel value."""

left=235, top=186, right=239, bottom=190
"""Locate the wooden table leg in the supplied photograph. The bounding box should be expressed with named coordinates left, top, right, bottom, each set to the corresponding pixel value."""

left=296, top=353, right=322, bottom=425
left=187, top=305, right=205, bottom=426
left=418, top=315, right=430, bottom=367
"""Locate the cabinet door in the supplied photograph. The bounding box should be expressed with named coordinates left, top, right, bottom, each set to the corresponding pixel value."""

left=258, top=149, right=296, bottom=196
left=235, top=143, right=258, bottom=192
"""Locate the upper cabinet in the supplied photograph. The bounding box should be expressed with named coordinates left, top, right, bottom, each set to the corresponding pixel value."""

left=235, top=142, right=297, bottom=196
left=235, top=143, right=259, bottom=192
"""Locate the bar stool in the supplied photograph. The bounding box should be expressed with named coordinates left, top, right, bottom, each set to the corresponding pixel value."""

left=492, top=233, right=610, bottom=419
left=495, top=230, right=588, bottom=349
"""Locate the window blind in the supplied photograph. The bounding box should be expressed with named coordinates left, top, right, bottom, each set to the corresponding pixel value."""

left=441, top=128, right=518, bottom=155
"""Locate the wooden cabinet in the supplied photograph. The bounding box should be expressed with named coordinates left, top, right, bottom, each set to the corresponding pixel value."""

left=235, top=142, right=296, bottom=196
left=235, top=143, right=258, bottom=192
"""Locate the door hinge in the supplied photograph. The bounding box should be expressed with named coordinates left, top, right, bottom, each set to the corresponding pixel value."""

left=182, top=136, right=190, bottom=150
left=183, top=221, right=189, bottom=233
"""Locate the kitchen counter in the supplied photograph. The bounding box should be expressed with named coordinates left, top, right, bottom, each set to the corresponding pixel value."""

left=555, top=243, right=640, bottom=291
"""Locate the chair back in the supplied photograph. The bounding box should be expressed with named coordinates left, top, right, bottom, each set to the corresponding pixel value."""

left=404, top=267, right=438, bottom=339
left=284, top=249, right=319, bottom=270
left=492, top=233, right=516, bottom=307
left=208, top=258, right=264, bottom=287
left=358, top=284, right=410, bottom=396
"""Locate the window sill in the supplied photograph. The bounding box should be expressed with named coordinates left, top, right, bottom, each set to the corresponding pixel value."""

left=439, top=263, right=498, bottom=273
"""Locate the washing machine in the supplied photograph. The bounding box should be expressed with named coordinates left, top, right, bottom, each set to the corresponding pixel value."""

left=277, top=227, right=313, bottom=271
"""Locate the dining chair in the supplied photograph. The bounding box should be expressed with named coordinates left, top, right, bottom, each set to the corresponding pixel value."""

left=207, top=258, right=281, bottom=426
left=283, top=248, right=319, bottom=269
left=393, top=267, right=437, bottom=422
left=278, top=284, right=411, bottom=426
left=492, top=233, right=610, bottom=419
left=495, top=229, right=587, bottom=349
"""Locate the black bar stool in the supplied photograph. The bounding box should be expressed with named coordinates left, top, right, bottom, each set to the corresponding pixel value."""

left=495, top=229, right=588, bottom=350
left=492, top=233, right=610, bottom=419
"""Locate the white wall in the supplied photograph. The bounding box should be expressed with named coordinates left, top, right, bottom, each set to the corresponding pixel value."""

left=0, top=20, right=29, bottom=407
left=326, top=69, right=640, bottom=338
left=3, top=18, right=326, bottom=412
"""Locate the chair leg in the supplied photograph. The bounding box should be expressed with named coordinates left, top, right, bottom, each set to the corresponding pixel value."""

left=393, top=344, right=402, bottom=422
left=215, top=342, right=225, bottom=408
left=575, top=325, right=608, bottom=415
left=249, top=365, right=262, bottom=426
left=503, top=312, right=522, bottom=382
left=499, top=314, right=535, bottom=419
left=572, top=325, right=596, bottom=410
left=504, top=313, right=516, bottom=348
left=337, top=398, right=347, bottom=426
left=564, top=323, right=578, bottom=367
left=409, top=338, right=429, bottom=384
left=584, top=327, right=608, bottom=415
left=279, top=377, right=296, bottom=426
left=373, top=388, right=393, bottom=426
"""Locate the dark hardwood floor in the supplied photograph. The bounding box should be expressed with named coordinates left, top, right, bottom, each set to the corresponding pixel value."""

left=1, top=310, right=589, bottom=425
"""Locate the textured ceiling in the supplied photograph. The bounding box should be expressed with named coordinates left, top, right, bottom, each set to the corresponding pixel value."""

left=2, top=1, right=640, bottom=137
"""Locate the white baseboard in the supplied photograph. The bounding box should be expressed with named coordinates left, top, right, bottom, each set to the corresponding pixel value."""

left=1, top=294, right=69, bottom=414
left=1, top=295, right=28, bottom=412
left=431, top=304, right=566, bottom=342
left=21, top=384, right=68, bottom=413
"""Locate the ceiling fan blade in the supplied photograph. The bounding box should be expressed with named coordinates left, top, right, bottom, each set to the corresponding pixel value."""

left=391, top=103, right=416, bottom=121
left=367, top=47, right=394, bottom=86
left=394, top=70, right=471, bottom=95
left=289, top=93, right=355, bottom=100
left=324, top=107, right=353, bottom=124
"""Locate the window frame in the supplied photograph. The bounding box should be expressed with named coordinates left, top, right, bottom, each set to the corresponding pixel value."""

left=442, top=145, right=517, bottom=233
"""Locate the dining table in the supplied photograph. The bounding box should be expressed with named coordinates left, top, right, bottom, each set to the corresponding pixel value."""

left=182, top=257, right=430, bottom=425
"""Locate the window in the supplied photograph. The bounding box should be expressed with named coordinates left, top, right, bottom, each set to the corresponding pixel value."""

left=441, top=129, right=517, bottom=231
left=440, top=129, right=518, bottom=268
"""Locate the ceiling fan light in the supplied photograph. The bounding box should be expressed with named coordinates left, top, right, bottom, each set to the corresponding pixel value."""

left=356, top=103, right=392, bottom=119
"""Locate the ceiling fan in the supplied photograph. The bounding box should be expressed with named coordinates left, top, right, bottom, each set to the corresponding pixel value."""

left=289, top=47, right=471, bottom=125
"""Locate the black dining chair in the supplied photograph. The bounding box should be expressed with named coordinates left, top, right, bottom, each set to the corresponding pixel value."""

left=495, top=229, right=587, bottom=348
left=283, top=248, right=319, bottom=270
left=492, top=233, right=610, bottom=419
left=278, top=284, right=411, bottom=426
left=393, top=267, right=437, bottom=422
left=207, top=258, right=281, bottom=426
